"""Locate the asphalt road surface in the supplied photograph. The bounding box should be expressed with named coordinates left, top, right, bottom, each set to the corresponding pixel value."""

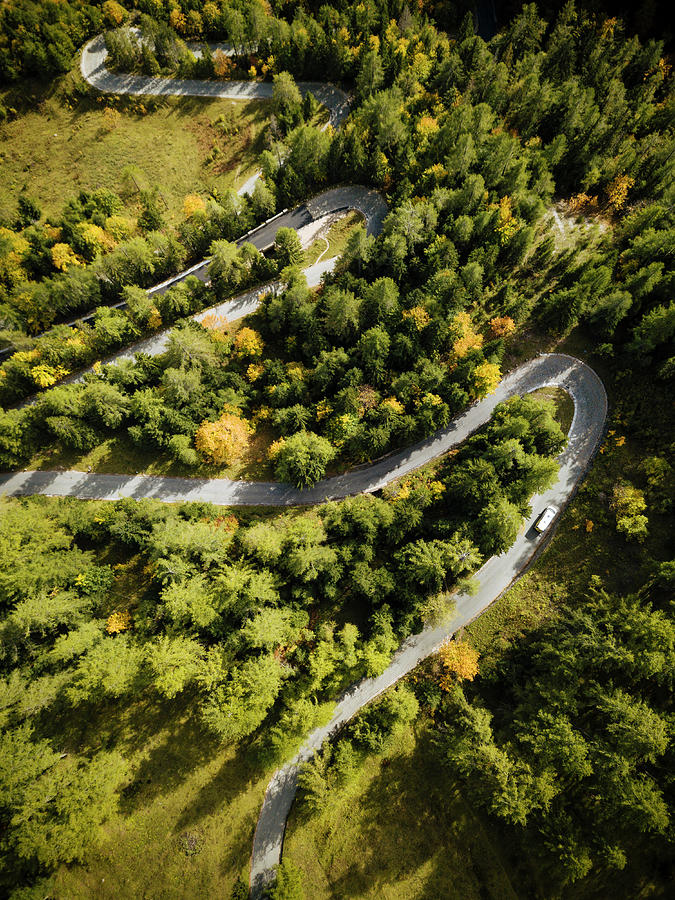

left=1, top=353, right=605, bottom=507
left=81, top=34, right=352, bottom=127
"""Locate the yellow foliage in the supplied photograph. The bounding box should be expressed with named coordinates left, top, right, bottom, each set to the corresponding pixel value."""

left=382, top=396, right=404, bottom=415
left=315, top=399, right=333, bottom=421
left=585, top=519, right=594, bottom=532
left=183, top=194, right=206, bottom=218
left=201, top=313, right=229, bottom=332
left=438, top=638, right=479, bottom=689
left=195, top=412, right=252, bottom=466
left=246, top=363, right=264, bottom=382
left=424, top=163, right=447, bottom=182
left=31, top=364, right=70, bottom=388
left=102, top=0, right=127, bottom=26
left=51, top=243, right=82, bottom=271
left=147, top=307, right=162, bottom=330
left=418, top=391, right=443, bottom=408
left=451, top=311, right=483, bottom=358
left=488, top=316, right=516, bottom=338
left=43, top=223, right=62, bottom=242
left=106, top=610, right=132, bottom=634
left=214, top=50, right=234, bottom=79
left=472, top=360, right=501, bottom=397
left=286, top=362, right=307, bottom=381
left=169, top=8, right=186, bottom=33
left=402, top=305, right=430, bottom=331
left=607, top=174, right=635, bottom=211
left=569, top=192, right=599, bottom=213
left=268, top=437, right=286, bottom=460
left=248, top=65, right=257, bottom=79
left=234, top=327, right=264, bottom=357
left=416, top=115, right=439, bottom=137
left=78, top=221, right=115, bottom=254
left=0, top=227, right=29, bottom=282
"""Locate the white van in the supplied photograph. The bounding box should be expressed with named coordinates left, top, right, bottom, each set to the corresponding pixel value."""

left=534, top=505, right=558, bottom=533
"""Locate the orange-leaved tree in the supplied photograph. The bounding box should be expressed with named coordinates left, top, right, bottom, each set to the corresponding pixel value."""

left=488, top=316, right=516, bottom=339
left=438, top=638, right=479, bottom=691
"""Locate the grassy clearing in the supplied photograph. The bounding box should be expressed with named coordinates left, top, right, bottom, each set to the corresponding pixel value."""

left=303, top=211, right=365, bottom=267
left=45, top=693, right=269, bottom=899
left=0, top=77, right=270, bottom=223
left=284, top=724, right=521, bottom=900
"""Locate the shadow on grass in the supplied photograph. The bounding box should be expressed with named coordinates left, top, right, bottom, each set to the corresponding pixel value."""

left=292, top=728, right=521, bottom=900
left=173, top=738, right=263, bottom=833
left=119, top=710, right=225, bottom=813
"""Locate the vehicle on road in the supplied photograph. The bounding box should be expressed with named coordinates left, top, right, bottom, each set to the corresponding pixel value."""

left=534, top=505, right=559, bottom=533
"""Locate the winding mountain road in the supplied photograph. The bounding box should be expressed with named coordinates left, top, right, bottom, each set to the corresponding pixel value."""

left=2, top=33, right=610, bottom=899
left=0, top=353, right=607, bottom=897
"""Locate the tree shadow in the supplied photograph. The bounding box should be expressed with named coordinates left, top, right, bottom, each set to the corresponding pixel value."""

left=173, top=741, right=263, bottom=833
left=303, top=729, right=520, bottom=900
left=119, top=710, right=224, bottom=813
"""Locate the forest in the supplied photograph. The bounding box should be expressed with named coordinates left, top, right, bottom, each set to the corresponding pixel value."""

left=0, top=1, right=673, bottom=899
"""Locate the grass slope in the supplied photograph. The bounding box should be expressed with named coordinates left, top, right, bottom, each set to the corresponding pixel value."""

left=0, top=78, right=270, bottom=222
left=47, top=694, right=269, bottom=899
left=284, top=725, right=520, bottom=900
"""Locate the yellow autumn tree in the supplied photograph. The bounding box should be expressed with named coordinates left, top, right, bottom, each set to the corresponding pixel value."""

left=451, top=311, right=483, bottom=357
left=402, top=306, right=430, bottom=331
left=488, top=316, right=516, bottom=338
left=169, top=8, right=187, bottom=33
left=607, top=174, right=635, bottom=211
left=472, top=360, right=501, bottom=397
left=31, top=364, right=69, bottom=388
left=102, top=0, right=127, bottom=27
left=195, top=412, right=252, bottom=466
left=438, top=638, right=479, bottom=691
left=106, top=610, right=132, bottom=634
left=234, top=327, right=264, bottom=358
left=214, top=50, right=234, bottom=78
left=51, top=243, right=82, bottom=272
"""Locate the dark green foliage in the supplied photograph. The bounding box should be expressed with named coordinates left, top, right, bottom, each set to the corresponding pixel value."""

left=436, top=583, right=674, bottom=887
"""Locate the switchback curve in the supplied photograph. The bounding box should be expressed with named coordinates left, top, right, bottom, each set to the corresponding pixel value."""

left=248, top=351, right=606, bottom=896
left=1, top=353, right=605, bottom=508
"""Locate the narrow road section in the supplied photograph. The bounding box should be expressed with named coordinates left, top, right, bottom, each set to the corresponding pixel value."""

left=1, top=353, right=606, bottom=507
left=81, top=34, right=351, bottom=127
